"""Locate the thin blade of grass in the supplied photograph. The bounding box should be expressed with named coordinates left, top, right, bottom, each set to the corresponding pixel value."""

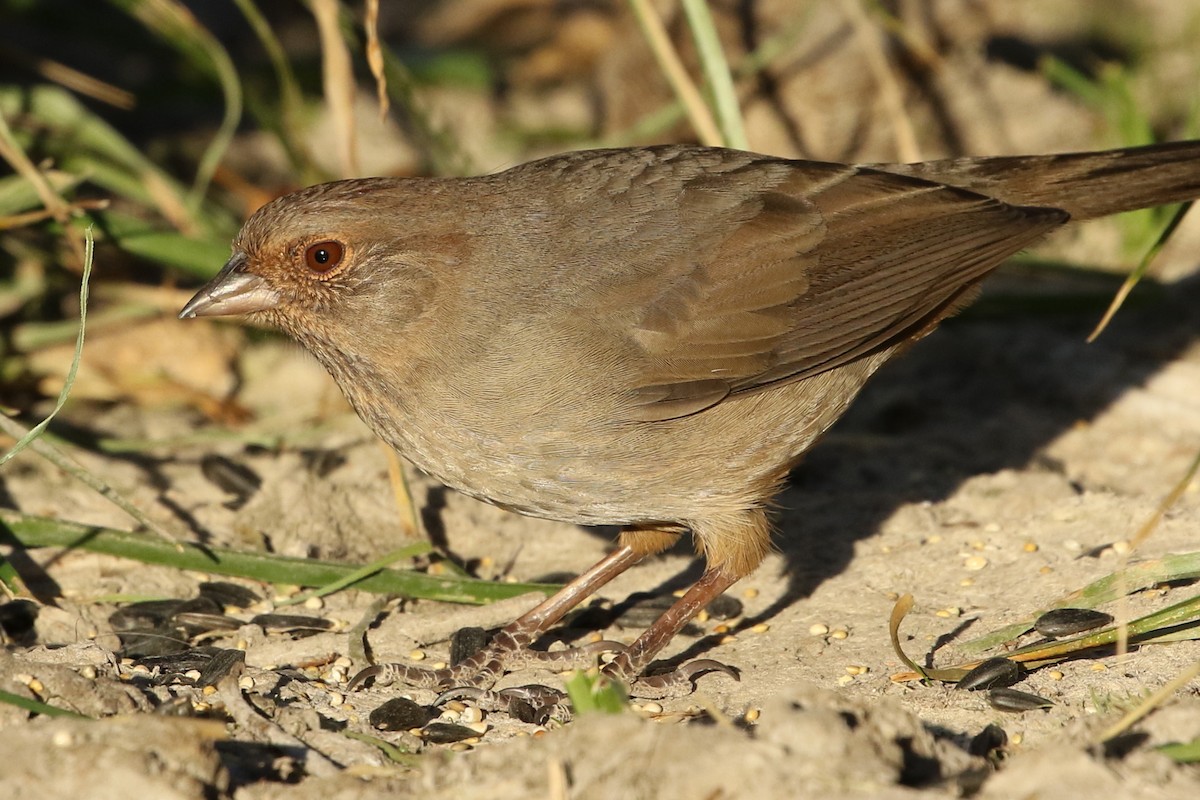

left=0, top=509, right=559, bottom=605
left=681, top=0, right=746, bottom=150
left=1098, top=660, right=1200, bottom=743
left=274, top=541, right=434, bottom=608
left=312, top=0, right=359, bottom=177
left=959, top=551, right=1200, bottom=653
left=0, top=688, right=89, bottom=720
left=1088, top=201, right=1193, bottom=342
left=109, top=0, right=243, bottom=212
left=628, top=0, right=722, bottom=147
left=0, top=228, right=93, bottom=468
left=364, top=0, right=389, bottom=120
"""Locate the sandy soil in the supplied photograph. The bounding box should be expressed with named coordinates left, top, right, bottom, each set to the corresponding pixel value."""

left=3, top=1, right=1200, bottom=798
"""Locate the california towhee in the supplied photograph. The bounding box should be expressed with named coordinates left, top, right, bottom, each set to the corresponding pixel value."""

left=181, top=142, right=1200, bottom=696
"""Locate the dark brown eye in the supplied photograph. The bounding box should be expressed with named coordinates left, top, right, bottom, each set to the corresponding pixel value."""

left=304, top=240, right=344, bottom=273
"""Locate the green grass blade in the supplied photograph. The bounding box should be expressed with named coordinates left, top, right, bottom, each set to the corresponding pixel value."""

left=0, top=509, right=558, bottom=605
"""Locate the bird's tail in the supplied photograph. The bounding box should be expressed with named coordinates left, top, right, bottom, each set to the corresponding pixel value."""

left=880, top=140, right=1200, bottom=220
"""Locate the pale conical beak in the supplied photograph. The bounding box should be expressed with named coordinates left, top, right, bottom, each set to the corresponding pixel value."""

left=179, top=252, right=282, bottom=319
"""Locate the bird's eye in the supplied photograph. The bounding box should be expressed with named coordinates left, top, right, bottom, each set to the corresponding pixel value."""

left=304, top=240, right=345, bottom=273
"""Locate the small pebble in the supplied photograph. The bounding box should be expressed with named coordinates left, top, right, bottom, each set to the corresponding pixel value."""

left=963, top=555, right=989, bottom=571
left=808, top=623, right=829, bottom=636
left=184, top=670, right=203, bottom=681
left=238, top=676, right=255, bottom=690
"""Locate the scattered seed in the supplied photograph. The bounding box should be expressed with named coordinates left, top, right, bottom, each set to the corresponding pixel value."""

left=422, top=722, right=480, bottom=744
left=238, top=675, right=255, bottom=690
left=443, top=700, right=468, bottom=714
left=960, top=578, right=974, bottom=587
left=925, top=534, right=943, bottom=544
left=249, top=613, right=333, bottom=636
left=184, top=669, right=203, bottom=681
left=432, top=662, right=448, bottom=670
left=957, top=658, right=1021, bottom=691
left=408, top=649, right=427, bottom=662
left=304, top=596, right=324, bottom=611
left=370, top=697, right=437, bottom=731
left=836, top=674, right=855, bottom=686
left=742, top=588, right=759, bottom=600
left=641, top=701, right=663, bottom=715
left=1091, top=663, right=1108, bottom=672
left=963, top=555, right=989, bottom=571
left=450, top=627, right=490, bottom=666
left=80, top=666, right=97, bottom=680
left=51, top=730, right=74, bottom=748
left=1022, top=542, right=1039, bottom=553
left=328, top=692, right=344, bottom=707
left=987, top=688, right=1054, bottom=712
left=334, top=655, right=353, bottom=668
left=1048, top=670, right=1064, bottom=681
left=202, top=685, right=217, bottom=696
left=460, top=706, right=483, bottom=725
left=449, top=742, right=473, bottom=752
left=1112, top=540, right=1132, bottom=555
left=192, top=701, right=211, bottom=712
left=712, top=623, right=730, bottom=635
left=830, top=628, right=849, bottom=640
left=845, top=665, right=868, bottom=676
left=744, top=708, right=761, bottom=723
left=1034, top=608, right=1114, bottom=638
left=751, top=623, right=770, bottom=634
left=696, top=610, right=710, bottom=623
left=808, top=623, right=829, bottom=636
left=464, top=722, right=488, bottom=735
left=719, top=634, right=737, bottom=645
left=26, top=678, right=44, bottom=694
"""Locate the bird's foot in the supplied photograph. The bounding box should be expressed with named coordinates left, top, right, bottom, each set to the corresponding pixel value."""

left=347, top=631, right=624, bottom=692
left=437, top=684, right=573, bottom=725
left=601, top=657, right=740, bottom=700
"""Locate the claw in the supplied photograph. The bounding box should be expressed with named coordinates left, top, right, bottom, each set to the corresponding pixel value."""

left=607, top=658, right=740, bottom=699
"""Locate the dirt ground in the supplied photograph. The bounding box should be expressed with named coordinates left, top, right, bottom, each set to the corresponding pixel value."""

left=3, top=2, right=1200, bottom=798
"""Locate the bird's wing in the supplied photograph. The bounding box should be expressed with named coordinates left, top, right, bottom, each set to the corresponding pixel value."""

left=605, top=155, right=1067, bottom=421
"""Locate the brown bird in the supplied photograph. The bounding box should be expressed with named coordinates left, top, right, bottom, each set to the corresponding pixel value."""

left=181, top=142, right=1200, bottom=697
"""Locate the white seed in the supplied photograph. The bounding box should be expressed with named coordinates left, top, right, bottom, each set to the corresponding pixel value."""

left=808, top=623, right=829, bottom=636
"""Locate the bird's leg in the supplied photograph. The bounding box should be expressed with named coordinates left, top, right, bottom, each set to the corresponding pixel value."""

left=601, top=508, right=771, bottom=698
left=599, top=567, right=741, bottom=698
left=348, top=525, right=682, bottom=692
